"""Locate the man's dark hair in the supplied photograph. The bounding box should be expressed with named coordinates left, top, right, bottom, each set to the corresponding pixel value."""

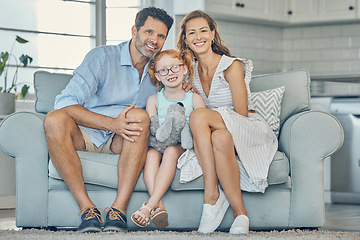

left=135, top=6, right=173, bottom=34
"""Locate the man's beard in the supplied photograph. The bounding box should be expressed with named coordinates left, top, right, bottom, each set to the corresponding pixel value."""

left=135, top=38, right=159, bottom=59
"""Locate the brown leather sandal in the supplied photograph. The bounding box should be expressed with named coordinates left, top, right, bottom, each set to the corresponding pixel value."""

left=151, top=208, right=169, bottom=228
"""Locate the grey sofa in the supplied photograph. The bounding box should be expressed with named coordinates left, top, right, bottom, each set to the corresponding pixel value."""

left=0, top=69, right=343, bottom=231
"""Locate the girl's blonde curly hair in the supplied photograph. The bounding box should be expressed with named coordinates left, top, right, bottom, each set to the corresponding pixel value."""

left=148, top=49, right=194, bottom=90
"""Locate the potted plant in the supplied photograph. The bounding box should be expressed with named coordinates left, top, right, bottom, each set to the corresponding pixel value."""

left=0, top=35, right=33, bottom=115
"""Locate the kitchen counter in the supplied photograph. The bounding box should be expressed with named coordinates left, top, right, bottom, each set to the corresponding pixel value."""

left=311, top=74, right=360, bottom=83
left=310, top=74, right=360, bottom=97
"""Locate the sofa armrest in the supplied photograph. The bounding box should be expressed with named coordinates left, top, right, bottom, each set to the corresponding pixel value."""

left=278, top=111, right=343, bottom=227
left=0, top=112, right=49, bottom=227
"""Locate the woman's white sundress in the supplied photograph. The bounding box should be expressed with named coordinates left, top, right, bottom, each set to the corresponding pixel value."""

left=177, top=55, right=278, bottom=193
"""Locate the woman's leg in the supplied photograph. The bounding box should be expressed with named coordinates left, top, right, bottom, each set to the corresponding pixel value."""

left=190, top=108, right=246, bottom=216
left=189, top=108, right=225, bottom=204
left=211, top=130, right=249, bottom=234
left=211, top=129, right=247, bottom=217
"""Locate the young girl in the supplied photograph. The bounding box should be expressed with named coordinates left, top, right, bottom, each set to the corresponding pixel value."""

left=131, top=49, right=205, bottom=228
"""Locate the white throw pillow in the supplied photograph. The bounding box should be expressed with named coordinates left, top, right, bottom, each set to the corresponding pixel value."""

left=251, top=86, right=285, bottom=137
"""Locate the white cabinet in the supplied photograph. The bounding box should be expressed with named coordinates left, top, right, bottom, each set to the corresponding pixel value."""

left=232, top=0, right=270, bottom=20
left=174, top=0, right=360, bottom=25
left=270, top=0, right=318, bottom=24
left=270, top=0, right=290, bottom=22
left=205, top=0, right=235, bottom=16
left=318, top=0, right=358, bottom=21
left=288, top=0, right=319, bottom=23
left=205, top=0, right=270, bottom=20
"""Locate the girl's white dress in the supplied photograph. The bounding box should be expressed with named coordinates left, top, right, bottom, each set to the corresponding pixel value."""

left=177, top=55, right=278, bottom=193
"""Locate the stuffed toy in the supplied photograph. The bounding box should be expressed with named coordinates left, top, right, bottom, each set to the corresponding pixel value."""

left=149, top=102, right=193, bottom=154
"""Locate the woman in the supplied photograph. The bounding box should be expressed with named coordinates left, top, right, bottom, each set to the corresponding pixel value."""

left=176, top=10, right=278, bottom=234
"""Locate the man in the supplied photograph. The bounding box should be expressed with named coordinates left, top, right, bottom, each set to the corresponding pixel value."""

left=44, top=7, right=173, bottom=233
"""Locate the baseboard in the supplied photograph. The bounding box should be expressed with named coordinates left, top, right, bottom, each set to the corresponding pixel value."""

left=331, top=192, right=360, bottom=204
left=0, top=195, right=16, bottom=209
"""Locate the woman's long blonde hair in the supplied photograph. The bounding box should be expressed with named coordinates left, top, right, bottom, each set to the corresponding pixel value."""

left=148, top=49, right=194, bottom=89
left=176, top=10, right=232, bottom=58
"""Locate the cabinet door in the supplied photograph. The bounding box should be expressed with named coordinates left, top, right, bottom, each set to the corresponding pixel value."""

left=233, top=0, right=270, bottom=20
left=270, top=0, right=290, bottom=23
left=173, top=0, right=205, bottom=15
left=206, top=0, right=235, bottom=16
left=288, top=0, right=319, bottom=23
left=318, top=0, right=357, bottom=21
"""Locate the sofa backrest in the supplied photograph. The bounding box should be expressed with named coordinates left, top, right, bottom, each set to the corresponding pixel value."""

left=33, top=69, right=311, bottom=124
left=250, top=69, right=311, bottom=125
left=34, top=71, right=72, bottom=114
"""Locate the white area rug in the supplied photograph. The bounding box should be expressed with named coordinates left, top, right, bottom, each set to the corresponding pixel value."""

left=1, top=229, right=359, bottom=240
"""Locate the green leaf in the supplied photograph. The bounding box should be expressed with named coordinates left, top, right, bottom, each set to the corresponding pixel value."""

left=0, top=52, right=9, bottom=76
left=16, top=36, right=29, bottom=44
left=0, top=52, right=9, bottom=63
left=21, top=85, right=30, bottom=99
left=19, top=54, right=33, bottom=67
left=0, top=52, right=9, bottom=67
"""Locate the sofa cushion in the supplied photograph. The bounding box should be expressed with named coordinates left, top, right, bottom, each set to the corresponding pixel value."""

left=34, top=71, right=72, bottom=114
left=266, top=151, right=289, bottom=185
left=170, top=151, right=289, bottom=191
left=48, top=151, right=289, bottom=192
left=48, top=151, right=148, bottom=191
left=250, top=70, right=310, bottom=126
left=33, top=69, right=310, bottom=124
left=251, top=86, right=285, bottom=137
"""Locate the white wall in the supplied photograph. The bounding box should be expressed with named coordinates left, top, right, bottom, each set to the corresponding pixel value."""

left=180, top=17, right=360, bottom=95
left=283, top=23, right=360, bottom=76
left=282, top=23, right=360, bottom=96
left=215, top=20, right=284, bottom=75
left=215, top=20, right=360, bottom=78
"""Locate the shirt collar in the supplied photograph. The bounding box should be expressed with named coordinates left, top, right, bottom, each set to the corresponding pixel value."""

left=121, top=39, right=151, bottom=76
left=120, top=40, right=133, bottom=66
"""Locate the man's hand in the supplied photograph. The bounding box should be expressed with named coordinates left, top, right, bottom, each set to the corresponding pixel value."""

left=113, top=104, right=143, bottom=142
left=182, top=82, right=198, bottom=93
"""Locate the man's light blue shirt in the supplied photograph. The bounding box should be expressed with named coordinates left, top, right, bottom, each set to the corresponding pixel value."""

left=54, top=40, right=158, bottom=147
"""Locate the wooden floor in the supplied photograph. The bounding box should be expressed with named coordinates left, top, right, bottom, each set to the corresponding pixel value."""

left=1, top=203, right=360, bottom=232
left=322, top=203, right=360, bottom=232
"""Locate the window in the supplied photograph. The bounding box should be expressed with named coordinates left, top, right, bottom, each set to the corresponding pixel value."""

left=106, top=0, right=140, bottom=45
left=0, top=0, right=95, bottom=96
left=0, top=0, right=148, bottom=97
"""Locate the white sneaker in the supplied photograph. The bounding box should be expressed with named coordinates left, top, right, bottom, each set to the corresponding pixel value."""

left=198, top=187, right=230, bottom=234
left=229, top=215, right=249, bottom=234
